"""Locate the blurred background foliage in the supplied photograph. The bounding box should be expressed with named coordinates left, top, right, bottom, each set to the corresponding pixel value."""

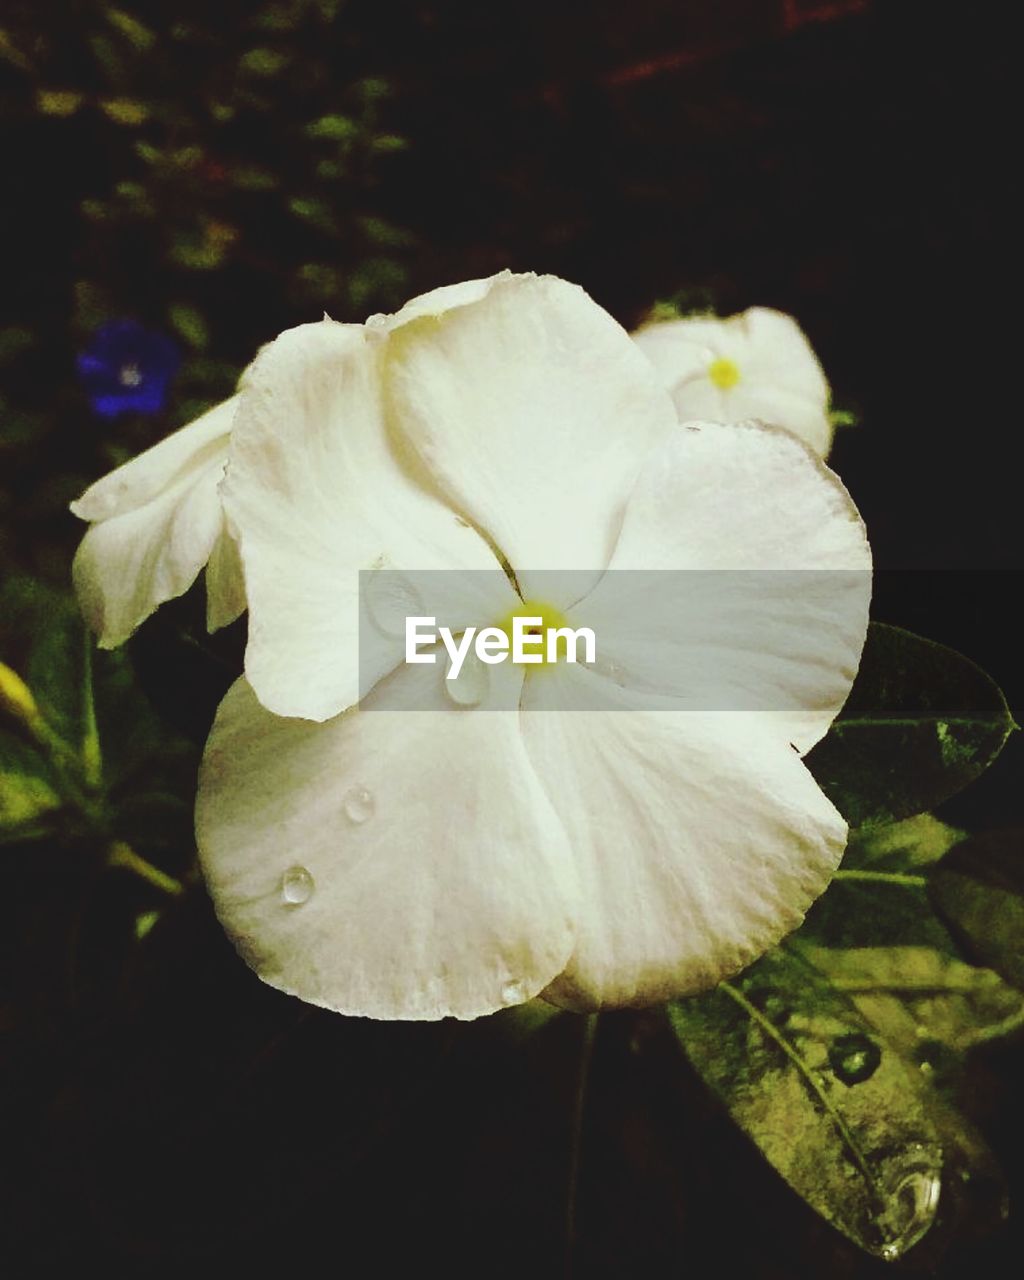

left=1, top=1, right=1021, bottom=1276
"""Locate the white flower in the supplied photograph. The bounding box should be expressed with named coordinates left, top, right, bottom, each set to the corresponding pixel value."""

left=70, top=395, right=247, bottom=646
left=194, top=272, right=871, bottom=1022
left=633, top=306, right=834, bottom=456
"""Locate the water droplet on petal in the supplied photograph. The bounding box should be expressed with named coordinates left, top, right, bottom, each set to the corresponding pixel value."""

left=445, top=649, right=489, bottom=708
left=876, top=1145, right=943, bottom=1261
left=343, top=785, right=375, bottom=825
left=501, top=979, right=526, bottom=1006
left=281, top=865, right=315, bottom=905
left=828, top=1032, right=882, bottom=1085
left=364, top=570, right=424, bottom=638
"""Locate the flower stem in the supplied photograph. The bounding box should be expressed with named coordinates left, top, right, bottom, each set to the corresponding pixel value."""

left=106, top=840, right=184, bottom=897
left=565, top=1012, right=598, bottom=1279
left=833, top=869, right=928, bottom=888
left=80, top=633, right=103, bottom=790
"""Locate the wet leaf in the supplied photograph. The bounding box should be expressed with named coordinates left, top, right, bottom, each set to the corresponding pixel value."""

left=930, top=829, right=1024, bottom=990
left=807, top=623, right=1014, bottom=828
left=797, top=943, right=1024, bottom=1059
left=669, top=946, right=943, bottom=1260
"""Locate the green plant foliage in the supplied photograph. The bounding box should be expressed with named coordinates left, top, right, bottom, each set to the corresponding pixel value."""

left=930, top=829, right=1024, bottom=991
left=0, top=731, right=61, bottom=836
left=0, top=0, right=413, bottom=588
left=669, top=944, right=1001, bottom=1261
left=807, top=623, right=1015, bottom=829
left=0, top=576, right=197, bottom=881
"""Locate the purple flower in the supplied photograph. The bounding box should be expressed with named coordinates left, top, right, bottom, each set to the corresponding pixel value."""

left=76, top=320, right=181, bottom=419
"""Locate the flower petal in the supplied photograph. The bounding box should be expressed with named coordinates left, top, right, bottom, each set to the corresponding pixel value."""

left=205, top=524, right=246, bottom=632
left=224, top=319, right=515, bottom=721
left=196, top=663, right=577, bottom=1021
left=70, top=396, right=237, bottom=522
left=385, top=273, right=677, bottom=589
left=634, top=308, right=832, bottom=454
left=72, top=435, right=230, bottom=647
left=576, top=420, right=870, bottom=753
left=521, top=665, right=847, bottom=1008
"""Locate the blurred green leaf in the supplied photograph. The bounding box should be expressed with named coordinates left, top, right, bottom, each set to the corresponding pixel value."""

left=807, top=624, right=1015, bottom=829
left=357, top=77, right=390, bottom=101
left=346, top=256, right=407, bottom=310
left=168, top=303, right=210, bottom=351
left=369, top=133, right=408, bottom=154
left=670, top=947, right=947, bottom=1261
left=0, top=732, right=60, bottom=831
left=930, top=829, right=1024, bottom=990
left=169, top=237, right=226, bottom=271
left=99, top=98, right=150, bottom=126
left=356, top=215, right=413, bottom=248
left=287, top=196, right=338, bottom=233
left=0, top=27, right=33, bottom=72
left=239, top=47, right=289, bottom=77
left=230, top=164, right=277, bottom=190
left=305, top=113, right=358, bottom=141
left=104, top=6, right=156, bottom=51
left=35, top=88, right=84, bottom=117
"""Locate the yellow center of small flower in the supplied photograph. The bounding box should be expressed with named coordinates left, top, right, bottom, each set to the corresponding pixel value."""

left=494, top=599, right=572, bottom=668
left=708, top=357, right=740, bottom=390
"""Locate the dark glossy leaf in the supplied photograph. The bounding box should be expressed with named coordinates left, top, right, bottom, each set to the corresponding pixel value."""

left=670, top=946, right=944, bottom=1261
left=807, top=623, right=1015, bottom=828
left=930, top=829, right=1024, bottom=991
left=803, top=859, right=956, bottom=956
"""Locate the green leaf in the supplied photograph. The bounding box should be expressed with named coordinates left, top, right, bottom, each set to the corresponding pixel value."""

left=239, top=47, right=289, bottom=77
left=36, top=89, right=84, bottom=117
left=287, top=196, right=338, bottom=233
left=104, top=6, right=156, bottom=51
left=304, top=113, right=358, bottom=142
left=168, top=303, right=210, bottom=351
left=99, top=98, right=150, bottom=126
left=806, top=623, right=1015, bottom=828
left=670, top=947, right=944, bottom=1260
left=0, top=731, right=60, bottom=831
left=796, top=942, right=1024, bottom=1060
left=930, top=829, right=1024, bottom=990
left=356, top=215, right=413, bottom=248
left=843, top=813, right=964, bottom=872
left=230, top=164, right=277, bottom=191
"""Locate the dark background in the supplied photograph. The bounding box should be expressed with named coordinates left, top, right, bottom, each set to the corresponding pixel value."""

left=1, top=1, right=1021, bottom=1275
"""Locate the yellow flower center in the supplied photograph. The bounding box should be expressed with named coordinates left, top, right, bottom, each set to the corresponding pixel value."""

left=494, top=599, right=574, bottom=668
left=708, top=357, right=740, bottom=390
